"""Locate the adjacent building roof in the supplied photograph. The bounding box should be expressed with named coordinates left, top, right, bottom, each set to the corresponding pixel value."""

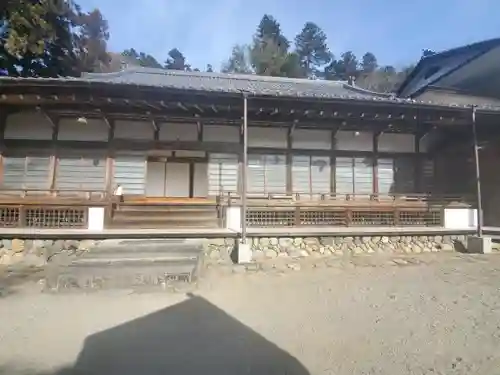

left=397, top=38, right=500, bottom=99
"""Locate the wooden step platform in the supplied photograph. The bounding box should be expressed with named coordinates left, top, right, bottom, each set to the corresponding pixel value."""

left=109, top=202, right=220, bottom=229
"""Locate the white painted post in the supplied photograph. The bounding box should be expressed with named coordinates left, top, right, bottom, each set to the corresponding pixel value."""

left=87, top=207, right=105, bottom=231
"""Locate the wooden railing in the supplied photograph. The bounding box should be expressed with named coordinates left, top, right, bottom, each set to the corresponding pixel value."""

left=0, top=205, right=88, bottom=229
left=0, top=189, right=474, bottom=229
left=0, top=188, right=109, bottom=201
left=0, top=189, right=109, bottom=229
left=221, top=192, right=474, bottom=205
left=219, top=192, right=474, bottom=228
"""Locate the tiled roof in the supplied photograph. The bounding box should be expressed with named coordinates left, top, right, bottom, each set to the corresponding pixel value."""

left=82, top=68, right=395, bottom=101
left=1, top=67, right=500, bottom=112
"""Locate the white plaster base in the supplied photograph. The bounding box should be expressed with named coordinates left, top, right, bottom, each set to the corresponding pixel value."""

left=225, top=206, right=242, bottom=231
left=444, top=208, right=478, bottom=229
left=88, top=207, right=105, bottom=231
left=467, top=235, right=492, bottom=254
left=237, top=242, right=252, bottom=263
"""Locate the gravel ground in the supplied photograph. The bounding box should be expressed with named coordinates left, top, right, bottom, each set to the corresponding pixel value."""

left=1, top=252, right=500, bottom=375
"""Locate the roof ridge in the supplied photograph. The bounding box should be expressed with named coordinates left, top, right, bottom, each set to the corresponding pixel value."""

left=111, top=66, right=349, bottom=87
left=344, top=83, right=394, bottom=98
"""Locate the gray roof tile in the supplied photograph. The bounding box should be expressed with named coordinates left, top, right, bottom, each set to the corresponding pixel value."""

left=1, top=67, right=500, bottom=112
left=82, top=68, right=392, bottom=100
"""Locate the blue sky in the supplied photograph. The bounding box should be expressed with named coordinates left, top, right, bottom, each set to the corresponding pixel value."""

left=79, top=0, right=500, bottom=71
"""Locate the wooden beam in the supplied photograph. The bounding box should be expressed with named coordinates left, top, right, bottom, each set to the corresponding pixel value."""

left=3, top=139, right=242, bottom=154
left=42, top=103, right=422, bottom=132
left=35, top=107, right=58, bottom=129
left=143, top=100, right=160, bottom=110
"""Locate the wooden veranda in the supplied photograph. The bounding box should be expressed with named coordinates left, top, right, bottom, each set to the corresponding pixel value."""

left=0, top=71, right=498, bottom=233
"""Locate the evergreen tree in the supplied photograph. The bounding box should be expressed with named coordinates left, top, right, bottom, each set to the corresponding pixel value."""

left=361, top=52, right=378, bottom=73
left=222, top=44, right=253, bottom=74
left=76, top=8, right=110, bottom=73
left=294, top=22, right=331, bottom=77
left=255, top=14, right=289, bottom=52
left=121, top=48, right=162, bottom=68
left=324, top=51, right=359, bottom=81
left=0, top=0, right=81, bottom=77
left=165, top=48, right=189, bottom=70
left=250, top=14, right=300, bottom=77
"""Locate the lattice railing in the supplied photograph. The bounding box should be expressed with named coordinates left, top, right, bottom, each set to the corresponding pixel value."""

left=246, top=207, right=443, bottom=227
left=0, top=206, right=20, bottom=228
left=351, top=210, right=395, bottom=226
left=399, top=210, right=441, bottom=226
left=0, top=206, right=87, bottom=229
left=300, top=210, right=346, bottom=226
left=246, top=210, right=295, bottom=227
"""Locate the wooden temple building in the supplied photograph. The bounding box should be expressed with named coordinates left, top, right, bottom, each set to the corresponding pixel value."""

left=1, top=39, right=500, bottom=234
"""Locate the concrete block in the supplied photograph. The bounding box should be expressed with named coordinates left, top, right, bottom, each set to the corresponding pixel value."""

left=237, top=241, right=252, bottom=264
left=467, top=235, right=492, bottom=254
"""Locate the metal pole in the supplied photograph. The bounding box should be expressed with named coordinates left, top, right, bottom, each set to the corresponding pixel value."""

left=241, top=93, right=248, bottom=243
left=471, top=105, right=483, bottom=237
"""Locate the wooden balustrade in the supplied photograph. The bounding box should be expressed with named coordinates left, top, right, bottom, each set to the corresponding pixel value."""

left=218, top=191, right=474, bottom=228
left=244, top=206, right=443, bottom=227
left=0, top=188, right=474, bottom=229
left=0, top=205, right=88, bottom=229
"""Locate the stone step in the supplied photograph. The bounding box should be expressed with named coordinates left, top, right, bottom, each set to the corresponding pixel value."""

left=43, top=239, right=205, bottom=292
left=44, top=261, right=202, bottom=292
left=110, top=216, right=219, bottom=228
left=87, top=239, right=204, bottom=256
left=71, top=255, right=199, bottom=264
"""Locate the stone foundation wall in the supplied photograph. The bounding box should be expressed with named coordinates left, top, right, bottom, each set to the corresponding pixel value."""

left=0, top=234, right=471, bottom=268
left=205, top=235, right=468, bottom=263
left=0, top=239, right=97, bottom=267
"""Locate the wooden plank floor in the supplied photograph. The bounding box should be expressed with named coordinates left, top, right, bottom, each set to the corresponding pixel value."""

left=0, top=226, right=476, bottom=239
left=484, top=227, right=500, bottom=240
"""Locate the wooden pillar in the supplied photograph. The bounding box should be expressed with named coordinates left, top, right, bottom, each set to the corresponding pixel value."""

left=471, top=105, right=483, bottom=236
left=372, top=132, right=380, bottom=196
left=238, top=123, right=244, bottom=197
left=286, top=125, right=293, bottom=194
left=0, top=109, right=7, bottom=186
left=153, top=120, right=160, bottom=141
left=241, top=94, right=249, bottom=243
left=197, top=121, right=203, bottom=142
left=330, top=129, right=337, bottom=195
left=49, top=115, right=60, bottom=191
left=414, top=133, right=423, bottom=193
left=105, top=119, right=115, bottom=195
